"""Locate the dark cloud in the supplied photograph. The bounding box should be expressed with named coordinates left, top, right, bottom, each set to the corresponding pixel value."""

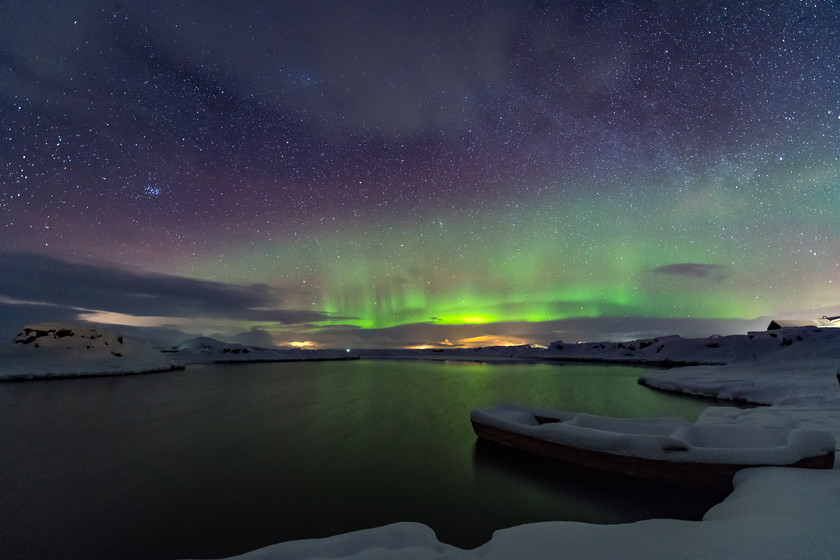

left=0, top=252, right=768, bottom=348
left=230, top=327, right=277, bottom=348
left=0, top=252, right=335, bottom=324
left=650, top=263, right=728, bottom=280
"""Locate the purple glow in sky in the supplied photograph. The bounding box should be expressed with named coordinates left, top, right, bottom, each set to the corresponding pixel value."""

left=2, top=2, right=839, bottom=347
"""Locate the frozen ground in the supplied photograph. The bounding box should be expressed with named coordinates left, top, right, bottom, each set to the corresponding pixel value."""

left=0, top=322, right=180, bottom=379
left=202, top=326, right=840, bottom=560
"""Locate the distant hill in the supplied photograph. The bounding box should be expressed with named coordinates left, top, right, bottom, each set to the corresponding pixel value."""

left=0, top=322, right=181, bottom=380
left=165, top=336, right=358, bottom=364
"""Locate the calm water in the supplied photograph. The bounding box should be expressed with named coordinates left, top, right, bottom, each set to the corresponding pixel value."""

left=0, top=359, right=726, bottom=559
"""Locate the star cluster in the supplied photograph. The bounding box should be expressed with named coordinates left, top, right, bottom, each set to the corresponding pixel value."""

left=2, top=1, right=839, bottom=347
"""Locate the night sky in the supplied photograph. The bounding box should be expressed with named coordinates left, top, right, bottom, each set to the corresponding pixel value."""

left=2, top=1, right=839, bottom=348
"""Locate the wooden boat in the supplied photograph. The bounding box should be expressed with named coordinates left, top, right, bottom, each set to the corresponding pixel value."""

left=471, top=403, right=836, bottom=487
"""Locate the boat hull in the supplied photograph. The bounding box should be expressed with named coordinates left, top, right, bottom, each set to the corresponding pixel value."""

left=471, top=419, right=835, bottom=488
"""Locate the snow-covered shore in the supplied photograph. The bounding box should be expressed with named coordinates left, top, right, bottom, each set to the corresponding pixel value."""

left=0, top=326, right=361, bottom=380
left=542, top=325, right=840, bottom=368
left=0, top=323, right=181, bottom=380
left=200, top=326, right=840, bottom=560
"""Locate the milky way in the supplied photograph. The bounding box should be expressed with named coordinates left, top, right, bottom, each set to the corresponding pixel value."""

left=2, top=2, right=839, bottom=347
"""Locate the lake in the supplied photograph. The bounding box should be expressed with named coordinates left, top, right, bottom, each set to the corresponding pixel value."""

left=0, top=359, right=728, bottom=559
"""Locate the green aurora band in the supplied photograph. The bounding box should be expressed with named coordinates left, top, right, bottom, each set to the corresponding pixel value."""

left=176, top=166, right=839, bottom=337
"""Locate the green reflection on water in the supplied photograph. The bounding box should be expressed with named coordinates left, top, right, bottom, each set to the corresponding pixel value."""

left=0, top=359, right=721, bottom=558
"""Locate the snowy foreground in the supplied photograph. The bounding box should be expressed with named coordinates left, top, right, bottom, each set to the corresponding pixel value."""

left=203, top=326, right=840, bottom=560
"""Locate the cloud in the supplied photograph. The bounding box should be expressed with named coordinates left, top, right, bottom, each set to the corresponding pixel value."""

left=0, top=253, right=769, bottom=348
left=650, top=263, right=728, bottom=280
left=0, top=252, right=336, bottom=326
left=230, top=327, right=277, bottom=348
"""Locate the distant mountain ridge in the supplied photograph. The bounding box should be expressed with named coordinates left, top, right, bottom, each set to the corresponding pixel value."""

left=166, top=336, right=358, bottom=364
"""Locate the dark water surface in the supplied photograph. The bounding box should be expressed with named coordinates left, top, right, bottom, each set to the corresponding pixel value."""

left=0, top=360, right=726, bottom=559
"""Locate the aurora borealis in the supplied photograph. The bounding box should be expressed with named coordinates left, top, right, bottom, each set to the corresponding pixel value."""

left=2, top=1, right=839, bottom=348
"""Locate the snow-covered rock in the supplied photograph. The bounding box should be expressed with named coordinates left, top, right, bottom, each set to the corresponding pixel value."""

left=167, top=336, right=359, bottom=364
left=0, top=322, right=181, bottom=380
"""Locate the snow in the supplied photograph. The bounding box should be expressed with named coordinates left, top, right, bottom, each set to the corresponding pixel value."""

left=698, top=403, right=840, bottom=435
left=470, top=403, right=835, bottom=465
left=166, top=336, right=359, bottom=364
left=195, top=325, right=840, bottom=560
left=639, top=357, right=840, bottom=405
left=0, top=327, right=360, bottom=380
left=471, top=404, right=693, bottom=460
left=542, top=325, right=840, bottom=368
left=0, top=322, right=180, bottom=379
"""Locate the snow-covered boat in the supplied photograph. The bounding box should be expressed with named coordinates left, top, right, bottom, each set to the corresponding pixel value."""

left=470, top=403, right=836, bottom=487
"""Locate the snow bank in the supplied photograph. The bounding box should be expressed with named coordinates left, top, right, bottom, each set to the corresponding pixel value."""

left=166, top=336, right=359, bottom=364
left=0, top=323, right=181, bottom=380
left=639, top=359, right=840, bottom=405
left=200, top=467, right=840, bottom=560
left=216, top=522, right=458, bottom=560
left=635, top=327, right=840, bottom=405
left=543, top=326, right=840, bottom=366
